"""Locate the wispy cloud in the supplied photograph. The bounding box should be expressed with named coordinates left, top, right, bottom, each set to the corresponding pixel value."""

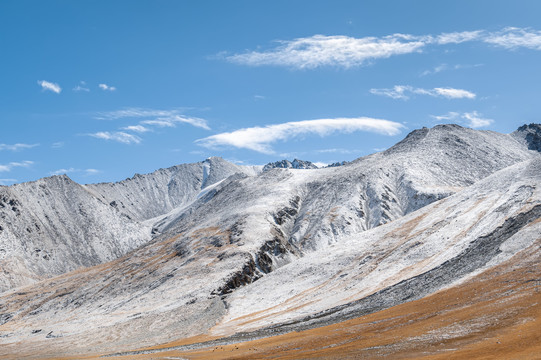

left=197, top=117, right=405, bottom=154
left=88, top=131, right=142, bottom=144
left=222, top=27, right=541, bottom=69
left=0, top=179, right=17, bottom=186
left=0, top=160, right=34, bottom=172
left=73, top=81, right=90, bottom=92
left=99, top=83, right=116, bottom=91
left=52, top=142, right=64, bottom=148
left=370, top=85, right=476, bottom=100
left=420, top=63, right=483, bottom=76
left=483, top=27, right=541, bottom=50
left=96, top=107, right=210, bottom=130
left=140, top=115, right=210, bottom=130
left=430, top=111, right=493, bottom=128
left=38, top=80, right=61, bottom=93
left=431, top=111, right=461, bottom=121
left=315, top=148, right=360, bottom=154
left=49, top=168, right=100, bottom=176
left=435, top=30, right=484, bottom=45
left=121, top=125, right=151, bottom=133
left=73, top=85, right=90, bottom=92
left=462, top=111, right=494, bottom=128
left=0, top=143, right=39, bottom=151
left=91, top=108, right=210, bottom=145
left=225, top=34, right=429, bottom=69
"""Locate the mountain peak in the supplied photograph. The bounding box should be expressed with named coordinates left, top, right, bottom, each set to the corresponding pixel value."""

left=263, top=158, right=318, bottom=171
left=512, top=123, right=541, bottom=152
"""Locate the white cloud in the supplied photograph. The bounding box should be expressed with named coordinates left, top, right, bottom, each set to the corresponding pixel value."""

left=89, top=131, right=141, bottom=144
left=197, top=117, right=405, bottom=154
left=226, top=34, right=429, bottom=69
left=431, top=111, right=493, bottom=128
left=99, top=83, right=116, bottom=91
left=462, top=111, right=494, bottom=128
left=433, top=87, right=476, bottom=99
left=96, top=108, right=182, bottom=120
left=121, top=125, right=151, bottom=133
left=370, top=85, right=475, bottom=100
left=370, top=85, right=411, bottom=99
left=141, top=115, right=210, bottom=130
left=96, top=108, right=210, bottom=130
left=420, top=63, right=449, bottom=76
left=52, top=142, right=64, bottom=148
left=483, top=27, right=541, bottom=50
left=38, top=80, right=61, bottom=93
left=436, top=30, right=484, bottom=44
left=222, top=27, right=541, bottom=69
left=316, top=148, right=360, bottom=154
left=73, top=86, right=90, bottom=92
left=421, top=63, right=484, bottom=77
left=430, top=111, right=460, bottom=121
left=0, top=179, right=17, bottom=185
left=49, top=168, right=100, bottom=176
left=0, top=143, right=39, bottom=151
left=0, top=160, right=34, bottom=172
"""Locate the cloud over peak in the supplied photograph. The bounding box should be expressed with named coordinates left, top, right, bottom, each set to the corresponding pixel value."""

left=197, top=117, right=405, bottom=154
left=431, top=111, right=494, bottom=128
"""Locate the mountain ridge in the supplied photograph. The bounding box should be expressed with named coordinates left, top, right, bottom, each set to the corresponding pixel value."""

left=1, top=124, right=541, bottom=358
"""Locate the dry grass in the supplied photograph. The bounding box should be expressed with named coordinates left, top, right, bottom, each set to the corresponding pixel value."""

left=97, top=239, right=541, bottom=360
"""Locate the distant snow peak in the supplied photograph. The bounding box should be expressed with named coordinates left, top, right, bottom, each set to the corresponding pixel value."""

left=263, top=159, right=319, bottom=171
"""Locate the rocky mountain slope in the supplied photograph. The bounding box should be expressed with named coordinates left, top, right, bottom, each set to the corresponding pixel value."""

left=87, top=157, right=261, bottom=222
left=0, top=157, right=260, bottom=293
left=0, top=124, right=540, bottom=359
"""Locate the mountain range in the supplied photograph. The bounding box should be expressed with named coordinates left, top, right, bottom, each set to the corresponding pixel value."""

left=0, top=123, right=540, bottom=359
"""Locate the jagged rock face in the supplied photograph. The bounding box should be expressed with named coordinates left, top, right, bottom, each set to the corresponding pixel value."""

left=263, top=159, right=318, bottom=171
left=512, top=123, right=541, bottom=152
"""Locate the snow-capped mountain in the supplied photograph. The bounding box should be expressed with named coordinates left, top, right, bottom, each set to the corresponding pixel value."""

left=0, top=124, right=540, bottom=359
left=0, top=157, right=260, bottom=292
left=262, top=158, right=319, bottom=171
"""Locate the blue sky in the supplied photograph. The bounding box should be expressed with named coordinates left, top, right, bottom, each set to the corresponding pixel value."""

left=2, top=0, right=541, bottom=184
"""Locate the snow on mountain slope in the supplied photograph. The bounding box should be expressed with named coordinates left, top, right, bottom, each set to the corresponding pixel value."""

left=87, top=157, right=262, bottom=222
left=0, top=125, right=540, bottom=359
left=0, top=157, right=261, bottom=294
left=0, top=175, right=151, bottom=293
left=160, top=124, right=535, bottom=256
left=213, top=158, right=541, bottom=336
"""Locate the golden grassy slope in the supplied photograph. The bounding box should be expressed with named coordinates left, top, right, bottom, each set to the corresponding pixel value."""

left=97, top=237, right=541, bottom=360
